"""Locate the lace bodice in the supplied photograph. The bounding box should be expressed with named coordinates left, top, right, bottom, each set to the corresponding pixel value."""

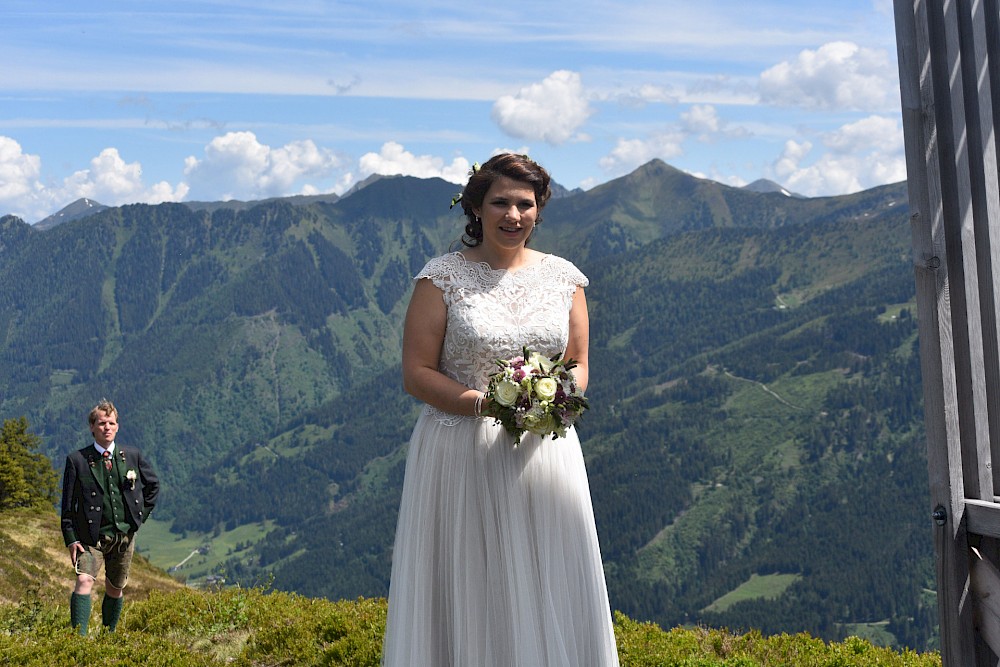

left=415, top=252, right=587, bottom=421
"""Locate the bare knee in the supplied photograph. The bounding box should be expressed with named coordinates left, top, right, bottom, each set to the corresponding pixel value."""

left=74, top=574, right=95, bottom=595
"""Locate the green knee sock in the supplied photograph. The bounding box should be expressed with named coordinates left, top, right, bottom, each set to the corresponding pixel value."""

left=102, top=594, right=124, bottom=632
left=70, top=592, right=91, bottom=635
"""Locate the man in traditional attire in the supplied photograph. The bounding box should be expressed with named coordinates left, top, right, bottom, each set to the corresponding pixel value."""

left=60, top=399, right=159, bottom=635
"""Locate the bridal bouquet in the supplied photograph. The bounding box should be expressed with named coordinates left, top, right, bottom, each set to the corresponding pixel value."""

left=482, top=347, right=589, bottom=444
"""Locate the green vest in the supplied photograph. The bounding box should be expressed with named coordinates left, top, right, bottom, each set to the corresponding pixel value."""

left=100, top=450, right=132, bottom=538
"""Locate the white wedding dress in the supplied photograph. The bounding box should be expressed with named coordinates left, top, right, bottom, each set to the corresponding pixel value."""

left=382, top=252, right=620, bottom=667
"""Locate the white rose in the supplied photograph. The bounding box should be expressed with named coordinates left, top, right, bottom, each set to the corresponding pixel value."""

left=526, top=411, right=557, bottom=436
left=528, top=352, right=555, bottom=373
left=493, top=380, right=521, bottom=407
left=534, top=377, right=558, bottom=402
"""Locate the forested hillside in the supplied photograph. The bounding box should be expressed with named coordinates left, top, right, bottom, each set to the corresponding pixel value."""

left=0, top=162, right=933, bottom=649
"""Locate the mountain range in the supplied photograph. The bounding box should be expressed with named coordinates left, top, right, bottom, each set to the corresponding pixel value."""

left=0, top=161, right=933, bottom=649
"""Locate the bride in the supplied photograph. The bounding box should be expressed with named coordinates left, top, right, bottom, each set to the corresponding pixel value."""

left=381, top=153, right=619, bottom=666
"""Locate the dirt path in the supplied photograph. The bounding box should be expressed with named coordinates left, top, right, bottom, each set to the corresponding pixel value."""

left=723, top=370, right=803, bottom=410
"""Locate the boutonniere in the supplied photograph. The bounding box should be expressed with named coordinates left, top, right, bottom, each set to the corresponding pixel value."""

left=126, top=469, right=137, bottom=490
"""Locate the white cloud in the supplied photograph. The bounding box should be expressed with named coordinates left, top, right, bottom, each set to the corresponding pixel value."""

left=63, top=148, right=187, bottom=209
left=598, top=103, right=751, bottom=176
left=611, top=83, right=680, bottom=108
left=680, top=104, right=751, bottom=142
left=823, top=114, right=902, bottom=154
left=492, top=70, right=593, bottom=145
left=759, top=41, right=897, bottom=111
left=146, top=179, right=190, bottom=205
left=685, top=75, right=758, bottom=105
left=773, top=140, right=813, bottom=182
left=63, top=149, right=142, bottom=201
left=183, top=131, right=343, bottom=200
left=69, top=148, right=189, bottom=206
left=0, top=137, right=43, bottom=205
left=358, top=141, right=471, bottom=184
left=0, top=139, right=188, bottom=222
left=265, top=140, right=339, bottom=192
left=771, top=115, right=906, bottom=196
left=599, top=129, right=685, bottom=175
left=681, top=105, right=720, bottom=135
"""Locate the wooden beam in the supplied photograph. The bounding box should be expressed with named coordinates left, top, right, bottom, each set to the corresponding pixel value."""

left=955, top=0, right=1000, bottom=498
left=933, top=0, right=994, bottom=503
left=966, top=499, right=1000, bottom=538
left=970, top=547, right=1000, bottom=658
left=894, top=0, right=979, bottom=662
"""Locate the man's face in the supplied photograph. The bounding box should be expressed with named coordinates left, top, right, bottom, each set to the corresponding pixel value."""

left=90, top=411, right=119, bottom=448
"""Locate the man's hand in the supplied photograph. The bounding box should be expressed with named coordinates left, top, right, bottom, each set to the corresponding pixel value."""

left=68, top=542, right=85, bottom=566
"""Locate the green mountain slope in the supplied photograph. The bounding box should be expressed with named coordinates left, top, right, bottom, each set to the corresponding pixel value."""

left=0, top=162, right=933, bottom=649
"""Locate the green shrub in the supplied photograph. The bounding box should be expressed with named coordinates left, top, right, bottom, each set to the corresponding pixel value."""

left=0, top=587, right=941, bottom=667
left=613, top=612, right=940, bottom=667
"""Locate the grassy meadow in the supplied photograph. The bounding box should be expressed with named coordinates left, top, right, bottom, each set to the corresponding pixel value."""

left=1, top=507, right=941, bottom=666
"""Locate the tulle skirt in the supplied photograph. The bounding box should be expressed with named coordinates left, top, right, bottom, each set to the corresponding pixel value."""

left=382, top=408, right=619, bottom=666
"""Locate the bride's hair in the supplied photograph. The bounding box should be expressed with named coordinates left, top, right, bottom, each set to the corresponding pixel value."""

left=458, top=153, right=552, bottom=248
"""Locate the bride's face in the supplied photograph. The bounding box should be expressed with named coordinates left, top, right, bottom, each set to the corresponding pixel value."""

left=473, top=176, right=538, bottom=252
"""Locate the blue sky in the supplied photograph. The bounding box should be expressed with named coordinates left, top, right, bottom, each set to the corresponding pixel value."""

left=1, top=0, right=902, bottom=222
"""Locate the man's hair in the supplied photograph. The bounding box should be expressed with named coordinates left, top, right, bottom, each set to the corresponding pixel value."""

left=88, top=399, right=118, bottom=426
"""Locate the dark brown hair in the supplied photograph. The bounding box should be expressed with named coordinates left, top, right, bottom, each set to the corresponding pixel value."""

left=458, top=153, right=552, bottom=247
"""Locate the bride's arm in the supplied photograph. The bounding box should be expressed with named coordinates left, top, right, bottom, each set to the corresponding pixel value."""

left=402, top=278, right=483, bottom=416
left=563, top=286, right=590, bottom=393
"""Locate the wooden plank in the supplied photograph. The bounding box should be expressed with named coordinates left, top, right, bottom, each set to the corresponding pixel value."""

left=970, top=547, right=1000, bottom=658
left=966, top=499, right=1000, bottom=538
left=935, top=0, right=994, bottom=502
left=982, top=0, right=1000, bottom=494
left=957, top=0, right=1000, bottom=497
left=894, top=0, right=979, bottom=663
left=895, top=0, right=1000, bottom=661
left=895, top=0, right=968, bottom=525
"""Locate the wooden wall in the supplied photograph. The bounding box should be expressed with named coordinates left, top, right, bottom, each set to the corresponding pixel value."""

left=893, top=0, right=1000, bottom=664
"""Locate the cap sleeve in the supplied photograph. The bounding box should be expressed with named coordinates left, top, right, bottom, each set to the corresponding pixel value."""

left=414, top=253, right=461, bottom=289
left=551, top=255, right=589, bottom=288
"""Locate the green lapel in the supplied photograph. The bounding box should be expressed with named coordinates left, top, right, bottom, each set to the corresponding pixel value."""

left=87, top=446, right=108, bottom=494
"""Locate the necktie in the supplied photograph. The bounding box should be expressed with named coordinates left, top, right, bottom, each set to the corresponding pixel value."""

left=103, top=450, right=112, bottom=471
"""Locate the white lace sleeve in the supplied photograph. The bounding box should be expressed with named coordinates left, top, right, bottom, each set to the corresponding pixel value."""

left=414, top=253, right=459, bottom=285
left=547, top=255, right=589, bottom=289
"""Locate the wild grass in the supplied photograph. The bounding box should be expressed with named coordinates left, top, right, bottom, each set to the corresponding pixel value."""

left=0, top=587, right=941, bottom=667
